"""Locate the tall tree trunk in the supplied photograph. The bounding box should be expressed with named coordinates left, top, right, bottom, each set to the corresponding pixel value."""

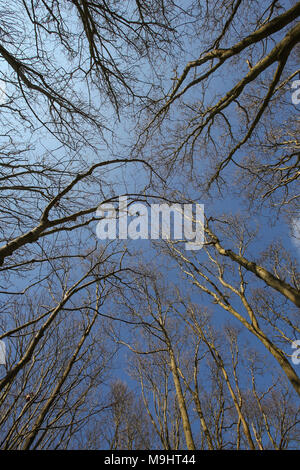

left=168, top=348, right=196, bottom=450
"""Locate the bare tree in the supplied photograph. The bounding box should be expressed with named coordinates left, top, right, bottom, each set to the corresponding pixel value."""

left=162, top=215, right=300, bottom=397
left=1, top=1, right=299, bottom=450
left=0, top=276, right=118, bottom=449
left=137, top=1, right=300, bottom=210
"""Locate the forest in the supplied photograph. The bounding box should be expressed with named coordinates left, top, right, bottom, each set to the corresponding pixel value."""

left=0, top=0, right=299, bottom=450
